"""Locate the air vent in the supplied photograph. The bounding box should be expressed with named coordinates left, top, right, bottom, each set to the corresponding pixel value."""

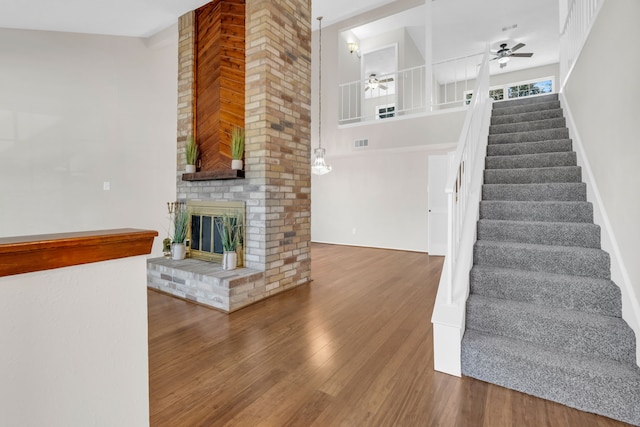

left=354, top=138, right=369, bottom=149
left=502, top=24, right=518, bottom=32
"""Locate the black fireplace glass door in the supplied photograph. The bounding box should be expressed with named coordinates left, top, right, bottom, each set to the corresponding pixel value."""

left=191, top=215, right=201, bottom=250
left=202, top=216, right=212, bottom=253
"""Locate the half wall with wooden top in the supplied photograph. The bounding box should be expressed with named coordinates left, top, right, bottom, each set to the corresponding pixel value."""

left=0, top=228, right=157, bottom=426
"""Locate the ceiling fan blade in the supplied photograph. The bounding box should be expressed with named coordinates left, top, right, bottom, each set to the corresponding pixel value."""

left=365, top=86, right=370, bottom=91
left=379, top=84, right=388, bottom=90
left=511, top=52, right=533, bottom=58
left=490, top=57, right=499, bottom=61
left=511, top=43, right=525, bottom=52
left=379, top=78, right=394, bottom=83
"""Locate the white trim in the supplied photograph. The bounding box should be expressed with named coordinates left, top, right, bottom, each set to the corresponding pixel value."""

left=560, top=92, right=640, bottom=367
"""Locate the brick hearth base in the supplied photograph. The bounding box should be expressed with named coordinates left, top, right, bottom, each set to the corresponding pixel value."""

left=147, top=257, right=266, bottom=313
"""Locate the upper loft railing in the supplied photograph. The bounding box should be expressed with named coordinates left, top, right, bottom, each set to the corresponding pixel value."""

left=338, top=53, right=484, bottom=125
left=560, top=0, right=604, bottom=87
left=432, top=53, right=484, bottom=108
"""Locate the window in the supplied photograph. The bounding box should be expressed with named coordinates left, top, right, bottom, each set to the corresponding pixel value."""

left=465, top=76, right=555, bottom=105
left=376, top=104, right=395, bottom=119
left=507, top=79, right=553, bottom=99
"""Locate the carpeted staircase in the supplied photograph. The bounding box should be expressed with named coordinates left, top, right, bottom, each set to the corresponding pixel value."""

left=461, top=93, right=640, bottom=425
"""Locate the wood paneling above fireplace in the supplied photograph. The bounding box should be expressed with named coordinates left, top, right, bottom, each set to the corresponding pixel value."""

left=195, top=0, right=245, bottom=172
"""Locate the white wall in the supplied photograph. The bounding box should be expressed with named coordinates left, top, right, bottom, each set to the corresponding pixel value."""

left=0, top=256, right=150, bottom=426
left=0, top=27, right=178, bottom=256
left=563, top=0, right=640, bottom=356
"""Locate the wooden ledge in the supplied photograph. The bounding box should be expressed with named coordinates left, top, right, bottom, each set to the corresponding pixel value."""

left=182, top=169, right=245, bottom=181
left=0, top=228, right=158, bottom=278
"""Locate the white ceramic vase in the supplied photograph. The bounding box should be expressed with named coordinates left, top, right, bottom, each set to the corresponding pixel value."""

left=185, top=164, right=196, bottom=173
left=223, top=251, right=237, bottom=270
left=171, top=243, right=186, bottom=260
left=231, top=159, right=243, bottom=170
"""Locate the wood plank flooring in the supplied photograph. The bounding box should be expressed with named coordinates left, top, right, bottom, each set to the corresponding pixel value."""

left=148, top=243, right=631, bottom=426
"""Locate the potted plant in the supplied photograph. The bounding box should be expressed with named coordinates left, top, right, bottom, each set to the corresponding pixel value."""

left=231, top=126, right=245, bottom=170
left=185, top=135, right=198, bottom=173
left=171, top=202, right=189, bottom=260
left=215, top=211, right=242, bottom=270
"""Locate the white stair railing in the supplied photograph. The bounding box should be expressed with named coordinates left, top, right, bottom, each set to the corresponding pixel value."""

left=431, top=51, right=493, bottom=376
left=560, top=0, right=604, bottom=87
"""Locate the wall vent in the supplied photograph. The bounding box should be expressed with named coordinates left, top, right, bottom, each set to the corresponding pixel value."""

left=354, top=138, right=369, bottom=149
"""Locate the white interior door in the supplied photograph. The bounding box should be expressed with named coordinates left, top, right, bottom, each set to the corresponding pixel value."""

left=427, top=154, right=451, bottom=256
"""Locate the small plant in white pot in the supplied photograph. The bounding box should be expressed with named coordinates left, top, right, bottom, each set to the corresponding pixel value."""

left=215, top=211, right=242, bottom=270
left=170, top=202, right=189, bottom=260
left=185, top=135, right=198, bottom=173
left=231, top=126, right=245, bottom=170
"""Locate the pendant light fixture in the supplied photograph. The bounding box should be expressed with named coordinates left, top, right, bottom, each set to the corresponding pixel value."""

left=311, top=16, right=332, bottom=176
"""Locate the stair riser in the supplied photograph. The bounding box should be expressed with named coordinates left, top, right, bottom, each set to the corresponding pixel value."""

left=477, top=220, right=600, bottom=248
left=490, top=118, right=566, bottom=135
left=487, top=139, right=572, bottom=156
left=474, top=242, right=610, bottom=279
left=482, top=183, right=587, bottom=202
left=489, top=128, right=570, bottom=144
left=470, top=267, right=622, bottom=317
left=492, top=100, right=561, bottom=116
left=466, top=297, right=636, bottom=364
left=461, top=331, right=640, bottom=426
left=493, top=94, right=559, bottom=109
left=484, top=167, right=582, bottom=184
left=479, top=201, right=594, bottom=223
left=491, top=108, right=564, bottom=126
left=486, top=152, right=576, bottom=169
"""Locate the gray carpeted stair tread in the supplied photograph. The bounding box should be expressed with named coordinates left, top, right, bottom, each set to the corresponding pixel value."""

left=489, top=128, right=570, bottom=144
left=479, top=200, right=594, bottom=223
left=491, top=100, right=561, bottom=116
left=464, top=93, right=638, bottom=425
left=491, top=108, right=564, bottom=126
left=482, top=183, right=587, bottom=201
left=470, top=266, right=622, bottom=317
left=474, top=240, right=610, bottom=279
left=493, top=94, right=559, bottom=109
left=484, top=166, right=582, bottom=184
left=486, top=152, right=576, bottom=169
left=487, top=139, right=572, bottom=156
left=477, top=219, right=600, bottom=248
left=466, top=295, right=636, bottom=364
left=461, top=330, right=640, bottom=426
left=490, top=117, right=566, bottom=135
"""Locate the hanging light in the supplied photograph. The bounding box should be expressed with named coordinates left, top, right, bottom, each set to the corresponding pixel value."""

left=312, top=16, right=332, bottom=176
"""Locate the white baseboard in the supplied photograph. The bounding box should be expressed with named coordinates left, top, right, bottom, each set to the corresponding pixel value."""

left=560, top=92, right=640, bottom=367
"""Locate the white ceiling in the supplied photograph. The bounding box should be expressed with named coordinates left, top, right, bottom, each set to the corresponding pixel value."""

left=348, top=0, right=559, bottom=78
left=0, top=0, right=559, bottom=75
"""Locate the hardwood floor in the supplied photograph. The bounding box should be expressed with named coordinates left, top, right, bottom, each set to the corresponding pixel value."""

left=148, top=243, right=630, bottom=426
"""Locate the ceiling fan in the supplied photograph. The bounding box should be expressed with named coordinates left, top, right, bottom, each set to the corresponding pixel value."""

left=491, top=43, right=534, bottom=68
left=365, top=74, right=394, bottom=91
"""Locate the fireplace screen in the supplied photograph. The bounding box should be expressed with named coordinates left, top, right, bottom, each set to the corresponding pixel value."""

left=187, top=200, right=244, bottom=264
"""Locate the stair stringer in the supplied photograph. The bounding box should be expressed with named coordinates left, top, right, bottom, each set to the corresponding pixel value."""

left=560, top=92, right=640, bottom=367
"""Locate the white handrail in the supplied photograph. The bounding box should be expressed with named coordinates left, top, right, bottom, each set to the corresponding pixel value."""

left=443, top=50, right=492, bottom=305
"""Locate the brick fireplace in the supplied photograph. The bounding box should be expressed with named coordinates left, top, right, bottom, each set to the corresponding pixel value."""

left=147, top=0, right=312, bottom=313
